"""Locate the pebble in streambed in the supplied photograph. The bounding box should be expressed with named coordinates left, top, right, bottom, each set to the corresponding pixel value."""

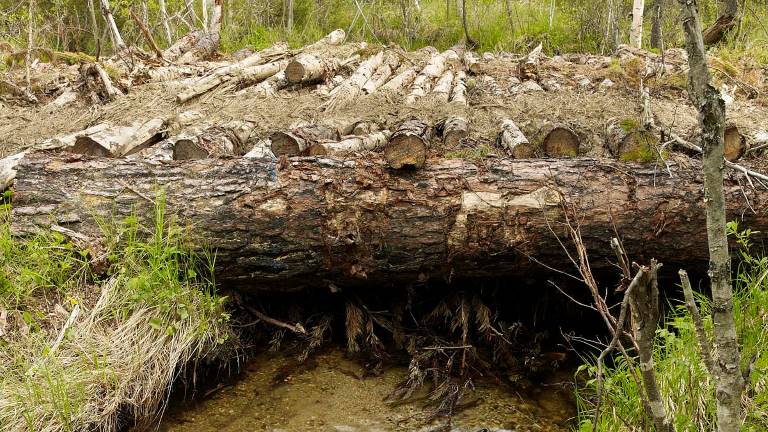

left=156, top=348, right=574, bottom=432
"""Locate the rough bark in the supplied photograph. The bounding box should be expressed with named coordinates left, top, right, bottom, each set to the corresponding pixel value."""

left=702, top=0, right=739, bottom=45
left=308, top=131, right=391, bottom=156
left=173, top=121, right=254, bottom=159
left=384, top=118, right=431, bottom=169
left=629, top=261, right=673, bottom=432
left=497, top=119, right=533, bottom=158
left=679, top=1, right=745, bottom=430
left=518, top=43, right=542, bottom=81
left=270, top=125, right=340, bottom=156
left=542, top=125, right=580, bottom=157
left=12, top=154, right=768, bottom=289
left=650, top=0, right=664, bottom=50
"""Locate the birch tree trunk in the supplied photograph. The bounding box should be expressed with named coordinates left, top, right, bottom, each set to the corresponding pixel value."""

left=99, top=0, right=126, bottom=50
left=158, top=0, right=174, bottom=46
left=630, top=0, right=646, bottom=48
left=211, top=0, right=223, bottom=34
left=678, top=1, right=744, bottom=430
left=185, top=0, right=199, bottom=29
left=201, top=0, right=209, bottom=31
left=86, top=0, right=100, bottom=53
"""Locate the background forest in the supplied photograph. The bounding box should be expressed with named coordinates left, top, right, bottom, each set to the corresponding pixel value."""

left=1, top=0, right=768, bottom=62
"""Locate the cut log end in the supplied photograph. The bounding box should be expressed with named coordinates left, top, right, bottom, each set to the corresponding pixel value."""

left=385, top=119, right=431, bottom=169
left=285, top=62, right=307, bottom=84
left=70, top=137, right=112, bottom=157
left=724, top=126, right=746, bottom=161
left=173, top=139, right=210, bottom=160
left=543, top=127, right=580, bottom=158
left=384, top=134, right=428, bottom=169
left=270, top=132, right=302, bottom=156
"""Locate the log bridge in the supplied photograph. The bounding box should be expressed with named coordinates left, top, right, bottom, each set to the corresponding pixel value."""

left=11, top=152, right=768, bottom=290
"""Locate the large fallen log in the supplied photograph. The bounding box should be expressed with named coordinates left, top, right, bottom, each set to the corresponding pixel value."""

left=12, top=154, right=768, bottom=289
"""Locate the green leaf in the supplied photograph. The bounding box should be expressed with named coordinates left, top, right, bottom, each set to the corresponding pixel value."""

left=148, top=318, right=163, bottom=331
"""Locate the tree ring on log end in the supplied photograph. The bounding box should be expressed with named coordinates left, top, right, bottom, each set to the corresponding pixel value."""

left=173, top=138, right=210, bottom=160
left=543, top=127, right=579, bottom=158
left=70, top=137, right=113, bottom=157
left=270, top=132, right=303, bottom=156
left=384, top=134, right=427, bottom=169
left=724, top=126, right=746, bottom=161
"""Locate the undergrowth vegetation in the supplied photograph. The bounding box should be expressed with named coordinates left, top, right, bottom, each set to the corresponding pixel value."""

left=1, top=1, right=768, bottom=61
left=0, top=195, right=231, bottom=432
left=575, top=222, right=768, bottom=431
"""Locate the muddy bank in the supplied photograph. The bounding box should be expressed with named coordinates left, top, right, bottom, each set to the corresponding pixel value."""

left=156, top=347, right=575, bottom=432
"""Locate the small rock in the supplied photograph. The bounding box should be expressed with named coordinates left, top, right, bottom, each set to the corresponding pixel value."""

left=482, top=52, right=496, bottom=61
left=598, top=78, right=614, bottom=90
left=508, top=76, right=521, bottom=86
left=541, top=79, right=561, bottom=91
left=512, top=80, right=544, bottom=94
left=574, top=74, right=592, bottom=89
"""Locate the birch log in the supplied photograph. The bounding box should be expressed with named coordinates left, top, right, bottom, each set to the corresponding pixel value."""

left=308, top=131, right=391, bottom=156
left=361, top=53, right=401, bottom=95
left=323, top=52, right=385, bottom=111
left=173, top=121, right=254, bottom=159
left=438, top=117, right=469, bottom=147
left=70, top=118, right=166, bottom=157
left=99, top=0, right=125, bottom=51
left=497, top=119, right=534, bottom=158
left=450, top=71, right=467, bottom=105
left=270, top=125, right=340, bottom=156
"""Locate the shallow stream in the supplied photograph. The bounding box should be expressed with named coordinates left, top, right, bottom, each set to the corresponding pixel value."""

left=156, top=347, right=576, bottom=432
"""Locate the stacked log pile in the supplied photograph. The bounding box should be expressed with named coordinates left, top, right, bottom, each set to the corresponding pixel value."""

left=3, top=30, right=768, bottom=288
